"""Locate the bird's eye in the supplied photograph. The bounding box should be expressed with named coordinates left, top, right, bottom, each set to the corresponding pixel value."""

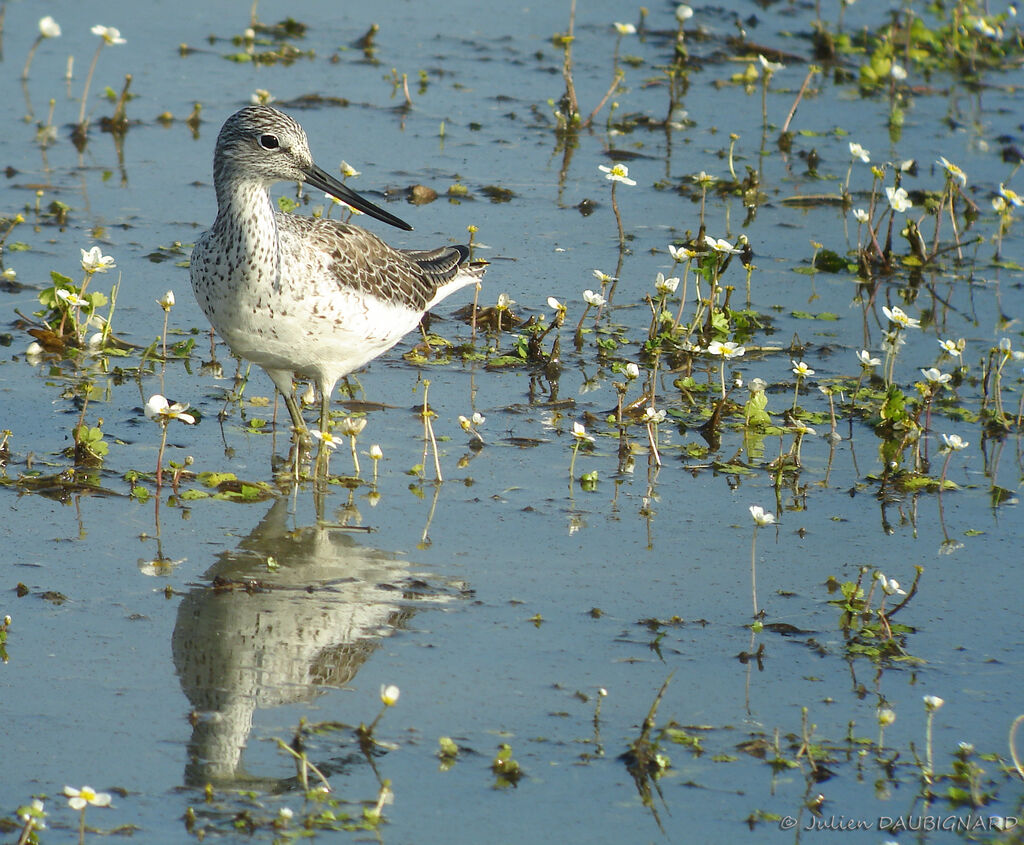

left=258, top=133, right=280, bottom=150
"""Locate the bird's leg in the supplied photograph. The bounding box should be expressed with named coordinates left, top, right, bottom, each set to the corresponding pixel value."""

left=267, top=368, right=311, bottom=450
left=314, top=382, right=336, bottom=477
left=318, top=382, right=334, bottom=436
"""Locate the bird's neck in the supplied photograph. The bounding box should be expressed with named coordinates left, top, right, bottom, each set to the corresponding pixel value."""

left=212, top=179, right=283, bottom=285
left=213, top=179, right=280, bottom=250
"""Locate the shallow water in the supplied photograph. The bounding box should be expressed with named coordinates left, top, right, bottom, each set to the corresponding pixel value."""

left=2, top=0, right=1023, bottom=842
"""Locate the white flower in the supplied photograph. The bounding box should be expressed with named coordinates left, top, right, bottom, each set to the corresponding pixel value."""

left=158, top=290, right=175, bottom=310
left=668, top=244, right=697, bottom=261
left=852, top=208, right=870, bottom=223
left=848, top=142, right=870, bottom=163
left=598, top=163, right=637, bottom=185
left=654, top=273, right=680, bottom=295
left=857, top=350, right=881, bottom=367
left=56, top=288, right=89, bottom=309
left=890, top=62, right=907, bottom=80
left=999, top=183, right=1023, bottom=207
left=940, top=433, right=968, bottom=452
left=693, top=171, right=717, bottom=186
left=881, top=577, right=906, bottom=596
left=64, top=786, right=112, bottom=811
left=145, top=394, right=196, bottom=425
left=613, top=22, right=636, bottom=35
left=592, top=269, right=616, bottom=284
left=675, top=4, right=694, bottom=23
left=340, top=160, right=361, bottom=178
left=882, top=305, right=920, bottom=329
left=496, top=292, right=515, bottom=310
left=749, top=505, right=775, bottom=526
left=91, top=25, right=126, bottom=45
left=643, top=407, right=666, bottom=424
left=310, top=429, right=340, bottom=449
left=39, top=16, right=61, bottom=38
left=921, top=366, right=950, bottom=385
left=80, top=246, right=116, bottom=273
left=547, top=296, right=564, bottom=311
left=792, top=360, right=815, bottom=377
left=938, top=338, right=964, bottom=355
left=369, top=444, right=383, bottom=460
left=920, top=367, right=951, bottom=386
left=17, top=797, right=46, bottom=828
left=583, top=289, right=607, bottom=308
left=758, top=55, right=784, bottom=74
left=624, top=362, right=640, bottom=380
left=703, top=235, right=741, bottom=254
left=707, top=340, right=745, bottom=359
left=885, top=186, right=913, bottom=213
left=380, top=684, right=401, bottom=706
left=789, top=420, right=816, bottom=435
left=972, top=16, right=1002, bottom=37
left=877, top=708, right=896, bottom=727
left=278, top=807, right=294, bottom=821
left=571, top=421, right=594, bottom=443
left=250, top=89, right=274, bottom=105
left=937, top=156, right=966, bottom=187
left=923, top=695, right=944, bottom=711
left=993, top=195, right=1007, bottom=213
left=338, top=416, right=367, bottom=437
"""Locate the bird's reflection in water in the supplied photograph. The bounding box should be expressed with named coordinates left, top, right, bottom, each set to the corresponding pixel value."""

left=172, top=495, right=461, bottom=788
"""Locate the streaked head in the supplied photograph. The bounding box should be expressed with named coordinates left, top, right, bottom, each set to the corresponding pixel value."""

left=212, top=105, right=412, bottom=231
left=214, top=105, right=313, bottom=187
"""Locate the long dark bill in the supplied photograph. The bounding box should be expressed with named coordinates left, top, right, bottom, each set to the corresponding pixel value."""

left=303, top=163, right=413, bottom=231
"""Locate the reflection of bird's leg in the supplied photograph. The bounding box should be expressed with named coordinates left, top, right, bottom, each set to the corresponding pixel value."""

left=312, top=486, right=326, bottom=522
left=314, top=444, right=332, bottom=479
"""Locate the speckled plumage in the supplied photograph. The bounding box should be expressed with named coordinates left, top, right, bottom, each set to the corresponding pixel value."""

left=190, top=105, right=484, bottom=441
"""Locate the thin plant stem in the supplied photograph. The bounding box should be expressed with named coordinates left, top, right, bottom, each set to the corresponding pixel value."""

left=275, top=738, right=331, bottom=792
left=560, top=0, right=579, bottom=125
left=925, top=709, right=936, bottom=781
left=349, top=434, right=360, bottom=476
left=583, top=69, right=624, bottom=129
left=750, top=526, right=759, bottom=617
left=156, top=422, right=168, bottom=490
left=420, top=381, right=442, bottom=482
left=574, top=303, right=593, bottom=335
left=671, top=261, right=691, bottom=332
left=610, top=181, right=625, bottom=251
left=22, top=35, right=44, bottom=81
left=646, top=421, right=661, bottom=467
left=78, top=42, right=106, bottom=128
left=780, top=66, right=818, bottom=136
